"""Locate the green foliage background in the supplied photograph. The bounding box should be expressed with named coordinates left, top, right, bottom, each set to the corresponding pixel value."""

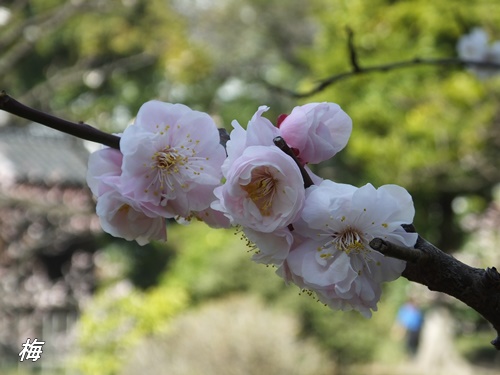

left=2, top=0, right=500, bottom=373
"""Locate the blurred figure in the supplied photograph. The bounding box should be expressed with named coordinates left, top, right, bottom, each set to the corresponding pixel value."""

left=396, top=298, right=424, bottom=356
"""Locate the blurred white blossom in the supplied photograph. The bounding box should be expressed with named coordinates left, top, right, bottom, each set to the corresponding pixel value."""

left=457, top=27, right=500, bottom=78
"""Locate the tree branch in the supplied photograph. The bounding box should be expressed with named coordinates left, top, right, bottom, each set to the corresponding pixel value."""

left=370, top=228, right=500, bottom=350
left=0, top=93, right=230, bottom=151
left=0, top=91, right=120, bottom=150
left=265, top=57, right=500, bottom=98
left=2, top=92, right=499, bottom=350
left=263, top=28, right=500, bottom=98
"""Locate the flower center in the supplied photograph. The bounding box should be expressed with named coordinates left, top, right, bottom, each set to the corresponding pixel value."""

left=319, top=226, right=366, bottom=257
left=333, top=226, right=366, bottom=254
left=241, top=166, right=278, bottom=216
left=146, top=148, right=191, bottom=192
left=155, top=149, right=185, bottom=171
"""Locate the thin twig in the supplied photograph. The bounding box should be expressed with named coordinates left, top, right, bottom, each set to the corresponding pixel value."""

left=0, top=92, right=232, bottom=150
left=0, top=91, right=121, bottom=149
left=346, top=27, right=361, bottom=73
left=265, top=57, right=500, bottom=98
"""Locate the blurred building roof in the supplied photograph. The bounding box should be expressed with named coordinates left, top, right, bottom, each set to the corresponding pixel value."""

left=0, top=123, right=89, bottom=186
left=0, top=123, right=98, bottom=366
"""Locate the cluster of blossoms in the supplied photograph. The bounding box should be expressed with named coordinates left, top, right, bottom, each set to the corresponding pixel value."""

left=87, top=100, right=418, bottom=317
left=457, top=27, right=500, bottom=78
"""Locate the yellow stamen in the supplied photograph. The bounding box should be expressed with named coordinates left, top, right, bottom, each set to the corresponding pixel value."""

left=241, top=166, right=278, bottom=216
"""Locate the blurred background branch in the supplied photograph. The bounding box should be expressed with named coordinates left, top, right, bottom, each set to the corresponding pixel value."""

left=263, top=28, right=500, bottom=98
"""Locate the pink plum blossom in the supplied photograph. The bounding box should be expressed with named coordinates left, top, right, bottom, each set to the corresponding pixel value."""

left=96, top=190, right=167, bottom=245
left=278, top=180, right=418, bottom=317
left=86, top=147, right=123, bottom=197
left=212, top=145, right=305, bottom=233
left=119, top=100, right=226, bottom=218
left=278, top=103, right=352, bottom=164
left=223, top=106, right=279, bottom=175
left=231, top=104, right=352, bottom=166
left=87, top=146, right=167, bottom=245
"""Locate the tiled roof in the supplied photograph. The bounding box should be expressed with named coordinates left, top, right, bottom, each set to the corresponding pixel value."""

left=0, top=123, right=90, bottom=186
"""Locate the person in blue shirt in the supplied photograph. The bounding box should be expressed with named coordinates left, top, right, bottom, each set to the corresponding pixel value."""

left=396, top=299, right=424, bottom=356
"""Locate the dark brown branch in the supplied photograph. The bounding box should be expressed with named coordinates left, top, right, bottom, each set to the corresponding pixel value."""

left=370, top=233, right=500, bottom=350
left=0, top=91, right=121, bottom=150
left=369, top=238, right=426, bottom=263
left=265, top=57, right=500, bottom=98
left=0, top=92, right=231, bottom=151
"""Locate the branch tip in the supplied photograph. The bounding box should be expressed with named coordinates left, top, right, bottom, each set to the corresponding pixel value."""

left=218, top=128, right=230, bottom=149
left=273, top=136, right=314, bottom=188
left=484, top=267, right=500, bottom=289
left=346, top=27, right=361, bottom=72
left=369, top=237, right=423, bottom=263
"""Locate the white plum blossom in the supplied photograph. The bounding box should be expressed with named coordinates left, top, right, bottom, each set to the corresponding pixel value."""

left=457, top=27, right=489, bottom=61
left=176, top=205, right=232, bottom=229
left=243, top=227, right=299, bottom=266
left=278, top=102, right=352, bottom=164
left=457, top=27, right=500, bottom=78
left=120, top=100, right=226, bottom=218
left=212, top=145, right=305, bottom=232
left=279, top=180, right=418, bottom=317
